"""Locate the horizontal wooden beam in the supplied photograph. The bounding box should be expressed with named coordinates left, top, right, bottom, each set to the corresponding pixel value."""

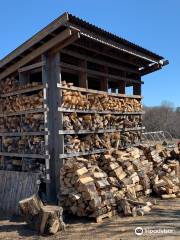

left=18, top=61, right=45, bottom=73
left=60, top=62, right=142, bottom=84
left=59, top=149, right=105, bottom=158
left=140, top=63, right=161, bottom=76
left=58, top=107, right=144, bottom=115
left=0, top=131, right=49, bottom=137
left=73, top=42, right=141, bottom=68
left=1, top=85, right=44, bottom=98
left=58, top=84, right=142, bottom=99
left=0, top=28, right=80, bottom=81
left=0, top=152, right=48, bottom=159
left=0, top=108, right=47, bottom=117
left=0, top=12, right=69, bottom=69
left=59, top=127, right=145, bottom=135
left=61, top=49, right=137, bottom=74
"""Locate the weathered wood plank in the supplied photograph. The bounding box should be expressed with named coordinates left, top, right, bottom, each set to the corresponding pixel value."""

left=0, top=171, right=39, bottom=214
left=0, top=13, right=68, bottom=69
left=0, top=85, right=44, bottom=98
left=18, top=62, right=45, bottom=73
left=57, top=84, right=142, bottom=99
left=0, top=28, right=77, bottom=81
left=60, top=62, right=143, bottom=84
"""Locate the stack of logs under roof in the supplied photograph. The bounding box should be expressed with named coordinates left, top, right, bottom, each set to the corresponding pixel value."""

left=59, top=144, right=180, bottom=219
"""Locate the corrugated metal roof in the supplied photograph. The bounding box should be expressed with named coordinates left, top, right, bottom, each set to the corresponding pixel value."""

left=68, top=13, right=163, bottom=60
left=0, top=12, right=164, bottom=74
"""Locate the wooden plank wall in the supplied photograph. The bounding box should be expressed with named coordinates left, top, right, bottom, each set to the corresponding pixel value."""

left=0, top=171, right=39, bottom=214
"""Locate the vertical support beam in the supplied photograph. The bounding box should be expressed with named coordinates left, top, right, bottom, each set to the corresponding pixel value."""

left=42, top=54, right=50, bottom=199
left=119, top=81, right=126, bottom=94
left=100, top=66, right=108, bottom=91
left=42, top=51, right=62, bottom=202
left=79, top=60, right=88, bottom=88
left=133, top=82, right=141, bottom=95
left=19, top=72, right=30, bottom=85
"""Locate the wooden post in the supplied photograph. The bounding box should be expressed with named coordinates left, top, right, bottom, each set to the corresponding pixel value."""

left=42, top=54, right=50, bottom=199
left=42, top=51, right=62, bottom=201
left=119, top=81, right=126, bottom=94
left=133, top=83, right=141, bottom=95
left=79, top=60, right=88, bottom=88
left=100, top=66, right=108, bottom=91
left=19, top=72, right=30, bottom=85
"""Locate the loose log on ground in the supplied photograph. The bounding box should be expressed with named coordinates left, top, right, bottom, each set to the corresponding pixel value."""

left=19, top=195, right=65, bottom=235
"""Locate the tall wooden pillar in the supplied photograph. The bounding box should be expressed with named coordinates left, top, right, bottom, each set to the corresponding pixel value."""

left=42, top=51, right=62, bottom=202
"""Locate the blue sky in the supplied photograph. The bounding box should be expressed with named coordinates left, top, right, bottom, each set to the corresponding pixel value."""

left=0, top=0, right=179, bottom=107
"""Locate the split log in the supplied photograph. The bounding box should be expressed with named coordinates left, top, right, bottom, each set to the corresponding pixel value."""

left=63, top=113, right=142, bottom=131
left=19, top=195, right=65, bottom=235
left=61, top=82, right=142, bottom=112
left=0, top=77, right=41, bottom=94
left=3, top=136, right=45, bottom=154
left=0, top=91, right=43, bottom=114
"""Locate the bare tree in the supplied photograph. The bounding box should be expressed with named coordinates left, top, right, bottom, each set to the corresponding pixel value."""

left=143, top=103, right=180, bottom=139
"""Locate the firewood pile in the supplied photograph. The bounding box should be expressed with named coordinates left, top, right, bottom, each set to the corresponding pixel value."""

left=64, top=132, right=141, bottom=153
left=62, top=90, right=142, bottom=112
left=0, top=116, right=21, bottom=132
left=22, top=114, right=44, bottom=132
left=0, top=156, right=45, bottom=172
left=0, top=114, right=44, bottom=133
left=59, top=144, right=180, bottom=219
left=0, top=77, right=42, bottom=94
left=63, top=113, right=142, bottom=131
left=3, top=136, right=45, bottom=154
left=0, top=91, right=43, bottom=113
left=19, top=195, right=65, bottom=235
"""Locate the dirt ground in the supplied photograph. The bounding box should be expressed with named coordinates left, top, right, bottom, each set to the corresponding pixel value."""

left=0, top=199, right=180, bottom=240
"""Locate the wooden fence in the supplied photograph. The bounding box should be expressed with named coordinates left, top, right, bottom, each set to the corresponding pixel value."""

left=0, top=171, right=39, bottom=214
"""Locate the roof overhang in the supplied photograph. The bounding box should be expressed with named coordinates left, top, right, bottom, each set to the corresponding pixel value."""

left=0, top=12, right=168, bottom=80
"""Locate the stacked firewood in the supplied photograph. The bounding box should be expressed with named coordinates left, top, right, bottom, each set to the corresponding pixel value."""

left=19, top=195, right=65, bottom=234
left=62, top=90, right=90, bottom=110
left=64, top=134, right=104, bottom=153
left=0, top=156, right=45, bottom=172
left=88, top=94, right=142, bottom=112
left=3, top=136, right=45, bottom=154
left=0, top=157, right=22, bottom=171
left=64, top=132, right=141, bottom=153
left=62, top=90, right=142, bottom=112
left=59, top=144, right=180, bottom=218
left=0, top=114, right=44, bottom=133
left=0, top=77, right=19, bottom=94
left=63, top=113, right=142, bottom=131
left=22, top=114, right=44, bottom=132
left=0, top=116, right=21, bottom=132
left=0, top=77, right=42, bottom=94
left=0, top=91, right=43, bottom=113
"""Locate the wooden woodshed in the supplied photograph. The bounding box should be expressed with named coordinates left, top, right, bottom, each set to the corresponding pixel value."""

left=0, top=12, right=168, bottom=213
